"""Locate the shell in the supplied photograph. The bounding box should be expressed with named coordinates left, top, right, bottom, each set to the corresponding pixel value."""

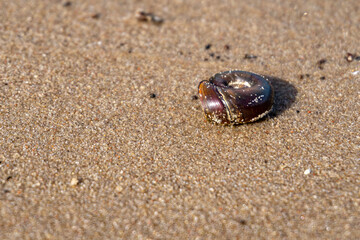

left=198, top=70, right=274, bottom=125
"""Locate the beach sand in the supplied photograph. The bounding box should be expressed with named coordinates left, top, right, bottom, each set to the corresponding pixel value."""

left=0, top=0, right=359, bottom=238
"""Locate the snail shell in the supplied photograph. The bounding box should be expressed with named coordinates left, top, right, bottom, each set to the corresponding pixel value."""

left=198, top=70, right=274, bottom=125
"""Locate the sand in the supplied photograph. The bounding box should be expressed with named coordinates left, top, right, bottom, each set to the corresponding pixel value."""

left=0, top=0, right=359, bottom=239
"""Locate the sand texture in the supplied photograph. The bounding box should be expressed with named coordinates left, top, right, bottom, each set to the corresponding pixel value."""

left=0, top=0, right=359, bottom=239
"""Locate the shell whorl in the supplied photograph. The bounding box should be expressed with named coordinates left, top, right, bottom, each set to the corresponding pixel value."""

left=198, top=70, right=274, bottom=125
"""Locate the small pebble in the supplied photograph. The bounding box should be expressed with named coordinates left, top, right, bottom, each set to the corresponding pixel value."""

left=345, top=53, right=355, bottom=62
left=318, top=59, right=326, bottom=64
left=299, top=74, right=310, bottom=79
left=70, top=178, right=79, bottom=186
left=63, top=1, right=72, bottom=7
left=238, top=219, right=247, bottom=225
left=244, top=54, right=257, bottom=59
left=135, top=10, right=163, bottom=24
left=91, top=13, right=101, bottom=19
left=317, top=59, right=327, bottom=69
left=151, top=15, right=163, bottom=24
left=135, top=10, right=148, bottom=21
left=304, top=169, right=312, bottom=175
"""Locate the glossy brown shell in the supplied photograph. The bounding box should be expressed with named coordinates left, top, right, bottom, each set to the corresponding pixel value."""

left=198, top=70, right=274, bottom=125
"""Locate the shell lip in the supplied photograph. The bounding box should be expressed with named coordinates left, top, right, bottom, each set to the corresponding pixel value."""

left=198, top=80, right=232, bottom=124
